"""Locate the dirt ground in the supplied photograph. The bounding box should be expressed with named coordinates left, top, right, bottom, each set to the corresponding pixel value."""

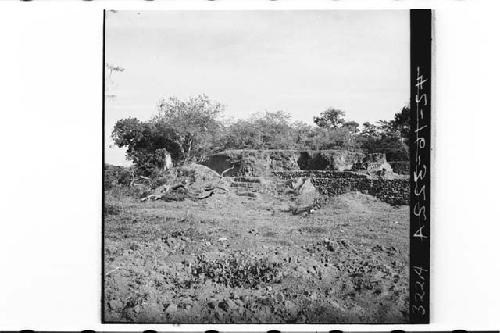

left=104, top=188, right=409, bottom=323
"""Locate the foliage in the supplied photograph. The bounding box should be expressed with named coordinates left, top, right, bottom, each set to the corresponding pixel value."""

left=112, top=95, right=223, bottom=176
left=313, top=108, right=346, bottom=129
left=221, top=111, right=359, bottom=151
left=392, top=105, right=411, bottom=140
left=342, top=121, right=360, bottom=134
left=358, top=105, right=410, bottom=161
left=361, top=122, right=378, bottom=137
left=112, top=118, right=181, bottom=176
left=290, top=121, right=316, bottom=149
left=111, top=95, right=411, bottom=175
left=311, top=127, right=357, bottom=150
left=104, top=164, right=135, bottom=190
left=153, top=94, right=224, bottom=161
left=222, top=111, right=295, bottom=150
left=375, top=105, right=410, bottom=140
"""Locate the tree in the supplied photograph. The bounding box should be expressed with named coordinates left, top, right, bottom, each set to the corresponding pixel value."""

left=112, top=95, right=224, bottom=175
left=222, top=119, right=263, bottom=149
left=221, top=111, right=296, bottom=150
left=313, top=108, right=345, bottom=129
left=376, top=104, right=410, bottom=140
left=291, top=121, right=315, bottom=149
left=342, top=120, right=360, bottom=134
left=393, top=104, right=410, bottom=140
left=358, top=105, right=411, bottom=162
left=361, top=122, right=378, bottom=137
left=105, top=63, right=125, bottom=77
left=112, top=118, right=181, bottom=175
left=153, top=94, right=224, bottom=161
left=254, top=111, right=294, bottom=149
left=105, top=63, right=125, bottom=99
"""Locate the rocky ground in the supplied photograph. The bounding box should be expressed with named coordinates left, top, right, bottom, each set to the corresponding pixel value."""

left=104, top=182, right=409, bottom=323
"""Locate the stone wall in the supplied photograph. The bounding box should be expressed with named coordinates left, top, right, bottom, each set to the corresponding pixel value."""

left=389, top=161, right=410, bottom=175
left=297, top=150, right=366, bottom=171
left=201, top=150, right=408, bottom=205
left=274, top=170, right=409, bottom=206
left=201, top=150, right=300, bottom=177
left=202, top=149, right=392, bottom=177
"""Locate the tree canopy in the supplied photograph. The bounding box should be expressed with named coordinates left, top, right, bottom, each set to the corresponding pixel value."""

left=153, top=94, right=224, bottom=160
left=112, top=94, right=224, bottom=175
left=313, top=108, right=346, bottom=129
left=112, top=95, right=410, bottom=176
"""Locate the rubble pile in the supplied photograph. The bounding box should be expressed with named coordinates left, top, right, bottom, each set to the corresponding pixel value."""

left=140, top=163, right=229, bottom=202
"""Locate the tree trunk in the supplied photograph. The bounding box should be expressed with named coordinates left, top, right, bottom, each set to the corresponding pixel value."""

left=185, top=137, right=193, bottom=161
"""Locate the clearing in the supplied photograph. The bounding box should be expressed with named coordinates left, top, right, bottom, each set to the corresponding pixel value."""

left=104, top=182, right=409, bottom=323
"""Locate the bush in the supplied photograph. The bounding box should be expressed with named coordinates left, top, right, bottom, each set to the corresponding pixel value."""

left=360, top=137, right=409, bottom=162
left=104, top=164, right=134, bottom=190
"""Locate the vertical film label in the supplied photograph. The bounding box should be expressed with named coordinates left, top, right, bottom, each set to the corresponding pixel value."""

left=410, top=9, right=431, bottom=324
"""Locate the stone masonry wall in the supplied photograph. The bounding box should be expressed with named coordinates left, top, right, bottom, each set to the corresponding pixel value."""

left=274, top=171, right=409, bottom=206
left=389, top=161, right=410, bottom=175
left=202, top=149, right=391, bottom=177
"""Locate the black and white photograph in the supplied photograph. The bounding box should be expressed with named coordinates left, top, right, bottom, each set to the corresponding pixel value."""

left=5, top=0, right=500, bottom=330
left=103, top=10, right=420, bottom=324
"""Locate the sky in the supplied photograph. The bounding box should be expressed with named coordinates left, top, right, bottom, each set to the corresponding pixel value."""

left=105, top=10, right=410, bottom=166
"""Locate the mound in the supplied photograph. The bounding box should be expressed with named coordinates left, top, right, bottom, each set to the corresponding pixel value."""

left=330, top=191, right=381, bottom=212
left=142, top=163, right=230, bottom=202
left=178, top=164, right=229, bottom=195
left=177, top=163, right=222, bottom=183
